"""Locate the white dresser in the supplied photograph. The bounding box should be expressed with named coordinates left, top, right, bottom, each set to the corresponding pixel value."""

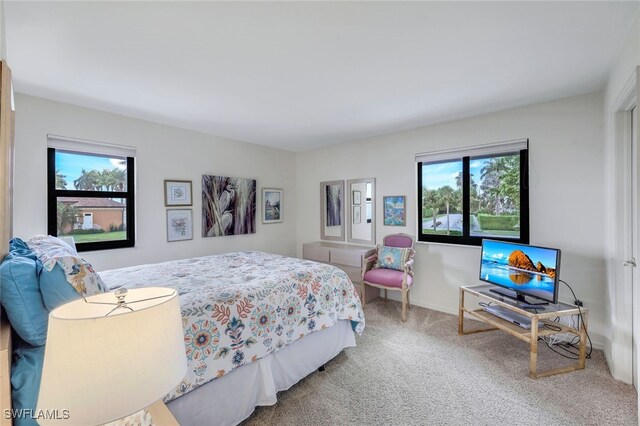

left=302, top=241, right=379, bottom=303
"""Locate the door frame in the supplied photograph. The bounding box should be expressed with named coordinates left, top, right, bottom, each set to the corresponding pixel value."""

left=82, top=212, right=94, bottom=230
left=633, top=103, right=638, bottom=389
left=608, top=67, right=638, bottom=384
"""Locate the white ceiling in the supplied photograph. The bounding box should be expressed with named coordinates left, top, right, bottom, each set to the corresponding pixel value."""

left=4, top=1, right=639, bottom=152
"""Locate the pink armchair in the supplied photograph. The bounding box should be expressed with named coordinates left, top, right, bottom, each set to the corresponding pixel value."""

left=362, top=233, right=415, bottom=321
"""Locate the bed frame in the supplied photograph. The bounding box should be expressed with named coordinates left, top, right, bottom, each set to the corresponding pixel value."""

left=1, top=319, right=11, bottom=426
left=1, top=58, right=16, bottom=426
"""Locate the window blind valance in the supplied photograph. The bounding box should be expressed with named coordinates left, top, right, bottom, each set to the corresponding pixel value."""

left=47, top=135, right=136, bottom=159
left=415, top=138, right=528, bottom=164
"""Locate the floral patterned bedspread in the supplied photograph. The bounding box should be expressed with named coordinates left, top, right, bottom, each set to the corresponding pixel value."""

left=98, top=251, right=364, bottom=402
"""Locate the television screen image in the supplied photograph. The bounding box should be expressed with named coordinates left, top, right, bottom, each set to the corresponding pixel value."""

left=479, top=239, right=560, bottom=304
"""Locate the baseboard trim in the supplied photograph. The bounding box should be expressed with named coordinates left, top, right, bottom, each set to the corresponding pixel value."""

left=381, top=292, right=458, bottom=316
left=602, top=337, right=619, bottom=380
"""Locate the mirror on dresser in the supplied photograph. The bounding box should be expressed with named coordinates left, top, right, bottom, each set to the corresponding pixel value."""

left=320, top=180, right=345, bottom=241
left=346, top=178, right=375, bottom=245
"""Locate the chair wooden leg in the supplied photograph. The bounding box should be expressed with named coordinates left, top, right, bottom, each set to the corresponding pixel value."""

left=407, top=289, right=411, bottom=310
left=361, top=282, right=366, bottom=308
left=384, top=289, right=388, bottom=301
left=401, top=290, right=408, bottom=322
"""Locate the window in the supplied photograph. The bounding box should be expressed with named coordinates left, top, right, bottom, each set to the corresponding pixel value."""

left=47, top=137, right=135, bottom=251
left=416, top=139, right=529, bottom=246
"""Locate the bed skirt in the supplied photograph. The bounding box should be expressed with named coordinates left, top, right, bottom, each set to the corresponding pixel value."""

left=166, top=320, right=356, bottom=426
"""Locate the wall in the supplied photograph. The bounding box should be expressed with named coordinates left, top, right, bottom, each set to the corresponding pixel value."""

left=13, top=94, right=297, bottom=270
left=0, top=0, right=5, bottom=61
left=296, top=91, right=606, bottom=347
left=603, top=11, right=640, bottom=383
left=85, top=209, right=124, bottom=231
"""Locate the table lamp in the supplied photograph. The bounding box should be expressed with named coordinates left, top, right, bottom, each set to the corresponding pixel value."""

left=36, top=287, right=187, bottom=425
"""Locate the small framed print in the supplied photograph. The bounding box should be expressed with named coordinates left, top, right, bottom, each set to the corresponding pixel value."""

left=262, top=188, right=283, bottom=224
left=383, top=195, right=406, bottom=226
left=353, top=205, right=361, bottom=224
left=164, top=180, right=192, bottom=206
left=167, top=209, right=193, bottom=242
left=353, top=190, right=361, bottom=205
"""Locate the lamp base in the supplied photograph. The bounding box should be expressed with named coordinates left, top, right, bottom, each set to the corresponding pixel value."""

left=147, top=401, right=179, bottom=426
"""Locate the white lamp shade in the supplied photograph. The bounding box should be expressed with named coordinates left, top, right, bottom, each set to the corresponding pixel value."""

left=36, top=287, right=187, bottom=425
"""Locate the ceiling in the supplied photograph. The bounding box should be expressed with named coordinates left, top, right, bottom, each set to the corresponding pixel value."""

left=4, top=1, right=639, bottom=152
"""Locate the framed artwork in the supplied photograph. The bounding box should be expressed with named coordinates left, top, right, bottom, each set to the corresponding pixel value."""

left=325, top=183, right=343, bottom=227
left=353, top=190, right=361, bottom=205
left=320, top=180, right=345, bottom=241
left=202, top=175, right=256, bottom=237
left=383, top=195, right=406, bottom=226
left=164, top=180, right=192, bottom=206
left=167, top=209, right=193, bottom=242
left=262, top=188, right=283, bottom=224
left=353, top=206, right=361, bottom=224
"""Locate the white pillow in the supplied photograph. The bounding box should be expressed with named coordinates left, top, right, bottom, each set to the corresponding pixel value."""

left=27, top=235, right=106, bottom=297
left=27, top=235, right=79, bottom=267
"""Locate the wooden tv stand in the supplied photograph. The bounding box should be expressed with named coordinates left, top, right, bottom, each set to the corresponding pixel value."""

left=458, top=284, right=588, bottom=379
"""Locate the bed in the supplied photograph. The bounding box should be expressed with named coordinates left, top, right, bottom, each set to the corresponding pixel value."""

left=99, top=250, right=365, bottom=425
left=1, top=245, right=364, bottom=426
left=0, top=59, right=362, bottom=423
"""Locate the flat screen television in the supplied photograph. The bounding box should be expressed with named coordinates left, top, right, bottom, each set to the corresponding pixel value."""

left=479, top=239, right=561, bottom=305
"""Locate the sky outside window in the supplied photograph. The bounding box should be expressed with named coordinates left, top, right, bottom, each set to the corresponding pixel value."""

left=421, top=160, right=462, bottom=190
left=55, top=151, right=127, bottom=190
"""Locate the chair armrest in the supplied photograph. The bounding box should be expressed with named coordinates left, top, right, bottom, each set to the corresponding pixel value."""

left=404, top=258, right=414, bottom=274
left=362, top=254, right=377, bottom=279
left=364, top=254, right=377, bottom=263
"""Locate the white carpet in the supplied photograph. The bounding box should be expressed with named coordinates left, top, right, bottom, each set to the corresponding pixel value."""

left=243, top=299, right=637, bottom=425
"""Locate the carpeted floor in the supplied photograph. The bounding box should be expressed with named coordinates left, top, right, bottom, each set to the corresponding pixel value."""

left=243, top=298, right=637, bottom=426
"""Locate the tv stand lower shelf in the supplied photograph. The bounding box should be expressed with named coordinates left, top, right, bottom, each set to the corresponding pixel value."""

left=458, top=285, right=588, bottom=379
